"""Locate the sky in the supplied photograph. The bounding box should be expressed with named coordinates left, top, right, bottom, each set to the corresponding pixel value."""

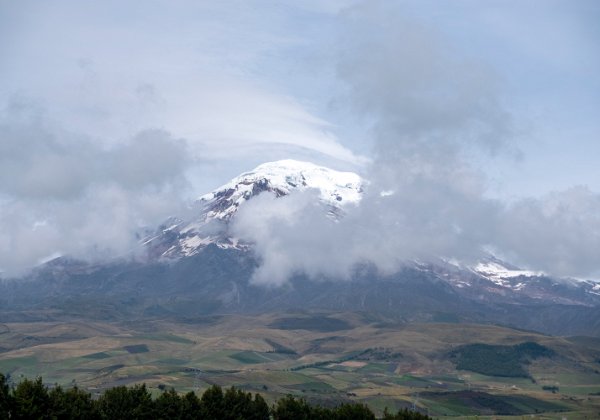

left=0, top=0, right=599, bottom=279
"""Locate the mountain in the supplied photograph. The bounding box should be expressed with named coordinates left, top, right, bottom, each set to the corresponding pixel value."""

left=197, top=159, right=363, bottom=219
left=2, top=159, right=600, bottom=336
left=143, top=160, right=363, bottom=258
left=140, top=159, right=600, bottom=306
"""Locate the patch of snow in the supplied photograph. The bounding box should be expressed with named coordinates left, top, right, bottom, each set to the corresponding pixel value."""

left=588, top=282, right=600, bottom=296
left=180, top=223, right=202, bottom=235
left=37, top=252, right=62, bottom=265
left=442, top=258, right=463, bottom=269
left=162, top=224, right=180, bottom=232
left=142, top=234, right=161, bottom=245
left=473, top=261, right=543, bottom=280
left=180, top=236, right=213, bottom=256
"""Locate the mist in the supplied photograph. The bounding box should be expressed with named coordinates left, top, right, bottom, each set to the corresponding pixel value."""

left=0, top=102, right=191, bottom=275
left=1, top=1, right=599, bottom=282
left=232, top=1, right=600, bottom=285
left=0, top=1, right=359, bottom=275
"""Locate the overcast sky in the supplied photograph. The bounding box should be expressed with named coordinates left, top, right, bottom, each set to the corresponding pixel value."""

left=1, top=0, right=599, bottom=278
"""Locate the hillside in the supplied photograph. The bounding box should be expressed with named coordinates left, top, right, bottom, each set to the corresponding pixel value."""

left=1, top=314, right=599, bottom=417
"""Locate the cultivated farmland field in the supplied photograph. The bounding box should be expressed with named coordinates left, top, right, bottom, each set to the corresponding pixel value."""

left=1, top=312, right=599, bottom=418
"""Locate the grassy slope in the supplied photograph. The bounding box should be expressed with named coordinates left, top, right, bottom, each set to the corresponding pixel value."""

left=0, top=312, right=599, bottom=417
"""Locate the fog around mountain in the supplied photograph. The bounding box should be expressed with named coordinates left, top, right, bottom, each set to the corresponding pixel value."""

left=1, top=1, right=599, bottom=281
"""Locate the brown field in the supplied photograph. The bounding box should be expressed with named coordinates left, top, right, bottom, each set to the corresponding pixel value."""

left=1, top=312, right=599, bottom=418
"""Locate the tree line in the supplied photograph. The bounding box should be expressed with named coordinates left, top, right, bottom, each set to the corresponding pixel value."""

left=0, top=373, right=430, bottom=419
left=448, top=342, right=555, bottom=378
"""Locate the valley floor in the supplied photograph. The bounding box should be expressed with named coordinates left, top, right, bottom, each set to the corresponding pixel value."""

left=1, top=312, right=599, bottom=418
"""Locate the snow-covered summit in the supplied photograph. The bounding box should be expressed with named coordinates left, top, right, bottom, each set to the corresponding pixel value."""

left=146, top=160, right=364, bottom=258
left=197, top=159, right=363, bottom=221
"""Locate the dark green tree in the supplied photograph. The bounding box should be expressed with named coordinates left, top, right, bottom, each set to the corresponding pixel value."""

left=48, top=385, right=99, bottom=420
left=272, top=395, right=312, bottom=420
left=0, top=373, right=12, bottom=420
left=200, top=384, right=224, bottom=419
left=97, top=384, right=154, bottom=420
left=155, top=388, right=183, bottom=420
left=334, top=402, right=376, bottom=420
left=222, top=386, right=252, bottom=419
left=97, top=386, right=131, bottom=419
left=0, top=372, right=436, bottom=420
left=382, top=407, right=432, bottom=419
left=250, top=393, right=270, bottom=420
left=181, top=391, right=202, bottom=420
left=307, top=405, right=337, bottom=420
left=11, top=377, right=51, bottom=420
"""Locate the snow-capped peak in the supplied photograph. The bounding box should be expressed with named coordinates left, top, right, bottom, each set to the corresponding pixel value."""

left=146, top=160, right=364, bottom=258
left=197, top=159, right=363, bottom=221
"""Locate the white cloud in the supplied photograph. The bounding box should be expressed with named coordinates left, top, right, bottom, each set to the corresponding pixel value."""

left=0, top=106, right=190, bottom=275
left=0, top=0, right=363, bottom=167
left=1, top=0, right=599, bottom=281
left=230, top=1, right=600, bottom=284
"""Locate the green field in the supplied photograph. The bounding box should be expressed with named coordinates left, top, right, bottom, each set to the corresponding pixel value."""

left=1, top=312, right=599, bottom=417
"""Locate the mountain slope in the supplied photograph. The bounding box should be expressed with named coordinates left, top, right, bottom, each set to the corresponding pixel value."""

left=2, top=160, right=600, bottom=336
left=3, top=244, right=600, bottom=336
left=140, top=159, right=600, bottom=306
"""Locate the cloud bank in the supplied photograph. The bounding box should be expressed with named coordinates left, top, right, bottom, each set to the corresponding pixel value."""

left=232, top=2, right=600, bottom=285
left=0, top=1, right=361, bottom=275
left=0, top=102, right=190, bottom=275
left=1, top=1, right=599, bottom=282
